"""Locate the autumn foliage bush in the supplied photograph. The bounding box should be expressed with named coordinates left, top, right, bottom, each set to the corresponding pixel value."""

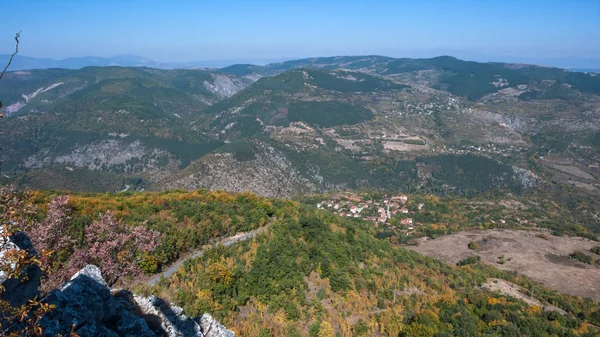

left=26, top=196, right=162, bottom=290
left=0, top=187, right=54, bottom=336
left=468, top=240, right=479, bottom=250
left=1, top=185, right=162, bottom=335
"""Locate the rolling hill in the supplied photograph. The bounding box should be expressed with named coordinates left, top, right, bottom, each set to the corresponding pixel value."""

left=4, top=55, right=600, bottom=336
left=0, top=66, right=252, bottom=191
left=232, top=55, right=600, bottom=101
left=0, top=55, right=598, bottom=200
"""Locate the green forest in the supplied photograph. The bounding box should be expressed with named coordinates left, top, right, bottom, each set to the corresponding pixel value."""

left=142, top=202, right=600, bottom=336
left=5, top=187, right=599, bottom=336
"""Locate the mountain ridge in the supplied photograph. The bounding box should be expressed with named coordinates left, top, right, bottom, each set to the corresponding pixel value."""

left=5, top=53, right=600, bottom=72
left=0, top=55, right=598, bottom=202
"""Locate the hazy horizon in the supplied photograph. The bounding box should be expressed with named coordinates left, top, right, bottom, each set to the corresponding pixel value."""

left=2, top=51, right=600, bottom=70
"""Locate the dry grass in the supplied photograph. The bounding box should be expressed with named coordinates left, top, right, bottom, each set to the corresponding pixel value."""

left=552, top=164, right=596, bottom=180
left=383, top=141, right=428, bottom=152
left=482, top=278, right=566, bottom=314
left=407, top=229, right=600, bottom=301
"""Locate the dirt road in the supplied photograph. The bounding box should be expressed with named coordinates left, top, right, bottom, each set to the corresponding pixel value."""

left=145, top=220, right=273, bottom=286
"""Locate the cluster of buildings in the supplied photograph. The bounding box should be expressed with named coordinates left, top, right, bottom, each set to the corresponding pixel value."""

left=386, top=95, right=463, bottom=117
left=316, top=194, right=425, bottom=231
left=491, top=217, right=537, bottom=227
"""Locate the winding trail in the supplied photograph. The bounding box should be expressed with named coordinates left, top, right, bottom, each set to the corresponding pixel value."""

left=145, top=219, right=274, bottom=286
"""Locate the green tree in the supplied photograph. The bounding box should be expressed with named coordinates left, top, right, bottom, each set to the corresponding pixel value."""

left=468, top=240, right=479, bottom=250
left=404, top=323, right=435, bottom=337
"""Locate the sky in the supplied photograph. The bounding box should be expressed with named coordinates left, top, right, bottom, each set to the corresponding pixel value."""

left=0, top=0, right=599, bottom=64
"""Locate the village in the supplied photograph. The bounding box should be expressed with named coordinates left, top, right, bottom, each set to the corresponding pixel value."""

left=316, top=193, right=541, bottom=239
left=317, top=193, right=426, bottom=235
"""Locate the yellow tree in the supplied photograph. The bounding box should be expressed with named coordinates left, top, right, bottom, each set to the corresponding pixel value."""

left=318, top=321, right=335, bottom=337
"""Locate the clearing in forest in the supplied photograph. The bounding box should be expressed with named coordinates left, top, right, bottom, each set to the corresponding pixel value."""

left=407, top=229, right=600, bottom=301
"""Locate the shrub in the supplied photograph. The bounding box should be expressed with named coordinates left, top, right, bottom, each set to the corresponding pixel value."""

left=570, top=251, right=594, bottom=264
left=138, top=253, right=160, bottom=274
left=352, top=320, right=370, bottom=337
left=468, top=240, right=479, bottom=250
left=404, top=323, right=435, bottom=337
left=309, top=321, right=321, bottom=337
left=316, top=288, right=327, bottom=300
left=457, top=256, right=481, bottom=266
left=329, top=269, right=352, bottom=292
left=284, top=301, right=300, bottom=320
left=497, top=255, right=506, bottom=265
left=258, top=327, right=273, bottom=337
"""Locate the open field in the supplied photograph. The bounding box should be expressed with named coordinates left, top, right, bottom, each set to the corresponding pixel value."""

left=407, top=229, right=600, bottom=301
left=383, top=141, right=428, bottom=152
left=552, top=164, right=596, bottom=180
left=568, top=180, right=599, bottom=192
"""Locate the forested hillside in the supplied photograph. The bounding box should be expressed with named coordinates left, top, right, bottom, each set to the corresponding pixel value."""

left=144, top=201, right=600, bottom=336
left=23, top=189, right=277, bottom=288
left=2, top=2, right=599, bottom=336
left=14, top=188, right=598, bottom=336
left=1, top=55, right=599, bottom=201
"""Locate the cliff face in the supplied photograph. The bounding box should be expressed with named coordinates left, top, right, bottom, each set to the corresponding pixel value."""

left=1, top=234, right=234, bottom=337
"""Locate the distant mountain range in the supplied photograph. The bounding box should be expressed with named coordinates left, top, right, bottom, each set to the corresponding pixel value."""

left=2, top=53, right=600, bottom=72
left=0, top=54, right=293, bottom=71
left=571, top=68, right=600, bottom=73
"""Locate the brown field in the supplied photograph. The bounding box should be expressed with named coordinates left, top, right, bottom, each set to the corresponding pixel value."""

left=568, top=180, right=599, bottom=192
left=407, top=229, right=600, bottom=301
left=552, top=164, right=596, bottom=180
left=383, top=141, right=428, bottom=152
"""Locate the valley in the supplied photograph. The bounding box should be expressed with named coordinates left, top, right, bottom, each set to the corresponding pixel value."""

left=2, top=55, right=600, bottom=336
left=3, top=1, right=600, bottom=336
left=11, top=188, right=598, bottom=336
left=0, top=55, right=598, bottom=204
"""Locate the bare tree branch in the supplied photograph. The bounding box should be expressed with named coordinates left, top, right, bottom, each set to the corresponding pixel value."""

left=0, top=31, right=21, bottom=174
left=0, top=30, right=21, bottom=82
left=0, top=31, right=21, bottom=119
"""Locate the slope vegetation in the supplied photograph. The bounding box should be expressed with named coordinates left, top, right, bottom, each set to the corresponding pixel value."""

left=146, top=201, right=600, bottom=336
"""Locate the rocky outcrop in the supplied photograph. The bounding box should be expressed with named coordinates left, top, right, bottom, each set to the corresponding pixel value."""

left=129, top=293, right=234, bottom=337
left=196, top=314, right=235, bottom=337
left=39, top=265, right=235, bottom=337
left=204, top=74, right=252, bottom=99
left=0, top=231, right=42, bottom=307
left=1, top=261, right=234, bottom=337
left=39, top=265, right=155, bottom=337
left=162, top=141, right=318, bottom=198
left=23, top=139, right=174, bottom=174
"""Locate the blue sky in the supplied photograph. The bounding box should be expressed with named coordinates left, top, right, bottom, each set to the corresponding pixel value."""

left=0, top=0, right=599, bottom=63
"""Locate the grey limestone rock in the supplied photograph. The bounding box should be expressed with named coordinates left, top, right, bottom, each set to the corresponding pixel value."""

left=37, top=265, right=235, bottom=337
left=0, top=231, right=42, bottom=307
left=1, top=229, right=235, bottom=337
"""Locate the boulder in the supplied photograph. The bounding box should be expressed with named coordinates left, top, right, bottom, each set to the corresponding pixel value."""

left=40, top=265, right=154, bottom=337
